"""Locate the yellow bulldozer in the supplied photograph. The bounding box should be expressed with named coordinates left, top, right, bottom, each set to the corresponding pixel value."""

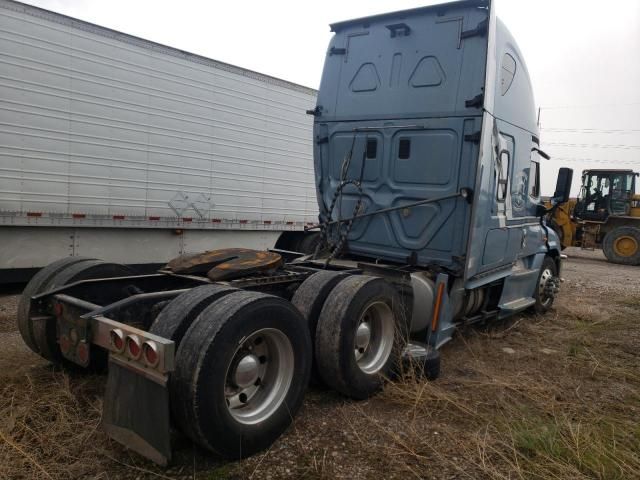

left=548, top=169, right=640, bottom=265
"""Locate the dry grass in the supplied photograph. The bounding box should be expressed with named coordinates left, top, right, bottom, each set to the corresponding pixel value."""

left=1, top=250, right=639, bottom=479
left=0, top=368, right=103, bottom=479
left=372, top=303, right=640, bottom=480
left=0, top=364, right=226, bottom=479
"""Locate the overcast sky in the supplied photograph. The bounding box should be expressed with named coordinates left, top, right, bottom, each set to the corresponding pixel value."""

left=21, top=0, right=640, bottom=195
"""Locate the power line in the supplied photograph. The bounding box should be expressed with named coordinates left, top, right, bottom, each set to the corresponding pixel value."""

left=549, top=156, right=640, bottom=166
left=539, top=102, right=640, bottom=110
left=541, top=127, right=640, bottom=134
left=544, top=142, right=640, bottom=150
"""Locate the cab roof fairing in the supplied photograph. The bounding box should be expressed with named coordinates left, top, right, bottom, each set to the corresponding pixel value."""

left=326, top=1, right=538, bottom=138
left=329, top=0, right=489, bottom=32
left=486, top=17, right=540, bottom=138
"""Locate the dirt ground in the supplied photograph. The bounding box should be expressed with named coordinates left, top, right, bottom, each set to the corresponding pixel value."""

left=1, top=248, right=639, bottom=479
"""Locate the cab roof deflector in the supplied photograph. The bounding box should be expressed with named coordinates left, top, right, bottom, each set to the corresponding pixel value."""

left=329, top=0, right=488, bottom=32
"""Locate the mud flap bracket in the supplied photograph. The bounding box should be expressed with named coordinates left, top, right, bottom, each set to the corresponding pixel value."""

left=102, top=358, right=172, bottom=465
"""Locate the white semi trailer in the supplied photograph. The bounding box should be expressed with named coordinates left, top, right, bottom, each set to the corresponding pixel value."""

left=0, top=0, right=318, bottom=282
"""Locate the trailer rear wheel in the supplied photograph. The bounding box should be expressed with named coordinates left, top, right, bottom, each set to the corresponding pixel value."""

left=315, top=275, right=404, bottom=399
left=171, top=290, right=311, bottom=458
left=291, top=270, right=349, bottom=382
left=22, top=258, right=132, bottom=367
left=149, top=284, right=238, bottom=346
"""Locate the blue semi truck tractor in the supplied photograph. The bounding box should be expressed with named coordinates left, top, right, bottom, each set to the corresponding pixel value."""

left=18, top=0, right=572, bottom=465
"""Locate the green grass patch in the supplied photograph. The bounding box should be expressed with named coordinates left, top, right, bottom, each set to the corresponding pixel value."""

left=512, top=420, right=566, bottom=459
left=204, top=464, right=236, bottom=480
left=568, top=341, right=585, bottom=357
left=497, top=412, right=640, bottom=479
left=617, top=296, right=640, bottom=308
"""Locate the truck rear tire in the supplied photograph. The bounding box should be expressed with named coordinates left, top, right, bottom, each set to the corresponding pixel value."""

left=315, top=275, right=405, bottom=399
left=291, top=270, right=349, bottom=383
left=149, top=284, right=238, bottom=347
left=18, top=256, right=94, bottom=354
left=602, top=226, right=640, bottom=265
left=21, top=258, right=132, bottom=367
left=171, top=290, right=311, bottom=458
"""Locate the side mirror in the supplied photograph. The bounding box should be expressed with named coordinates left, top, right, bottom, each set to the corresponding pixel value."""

left=552, top=167, right=573, bottom=204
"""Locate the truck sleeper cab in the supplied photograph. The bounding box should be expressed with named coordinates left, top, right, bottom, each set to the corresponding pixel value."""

left=18, top=0, right=570, bottom=466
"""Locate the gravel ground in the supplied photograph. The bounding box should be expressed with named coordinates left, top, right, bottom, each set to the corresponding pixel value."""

left=1, top=247, right=638, bottom=479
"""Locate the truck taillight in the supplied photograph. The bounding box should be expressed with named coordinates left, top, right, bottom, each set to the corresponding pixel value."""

left=77, top=342, right=89, bottom=365
left=143, top=341, right=159, bottom=367
left=126, top=335, right=142, bottom=359
left=110, top=329, right=125, bottom=352
left=59, top=334, right=71, bottom=354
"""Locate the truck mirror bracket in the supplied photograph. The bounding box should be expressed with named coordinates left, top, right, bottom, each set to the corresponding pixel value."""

left=306, top=105, right=323, bottom=116
left=531, top=146, right=550, bottom=160
left=465, top=93, right=484, bottom=109
left=461, top=17, right=488, bottom=39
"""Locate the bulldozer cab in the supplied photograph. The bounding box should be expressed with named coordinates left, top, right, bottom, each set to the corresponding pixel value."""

left=575, top=169, right=637, bottom=221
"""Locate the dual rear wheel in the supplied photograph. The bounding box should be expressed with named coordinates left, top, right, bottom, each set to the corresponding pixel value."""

left=162, top=289, right=311, bottom=458
left=160, top=272, right=405, bottom=458
left=293, top=272, right=406, bottom=399
left=17, top=257, right=132, bottom=369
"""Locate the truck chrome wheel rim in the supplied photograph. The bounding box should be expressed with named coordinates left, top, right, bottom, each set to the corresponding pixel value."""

left=354, top=301, right=394, bottom=374
left=224, top=328, right=294, bottom=425
left=613, top=235, right=638, bottom=257
left=538, top=268, right=554, bottom=307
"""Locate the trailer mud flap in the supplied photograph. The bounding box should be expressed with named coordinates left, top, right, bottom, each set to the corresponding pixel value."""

left=102, top=359, right=171, bottom=465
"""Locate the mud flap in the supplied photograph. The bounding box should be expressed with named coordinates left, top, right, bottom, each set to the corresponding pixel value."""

left=102, top=359, right=172, bottom=465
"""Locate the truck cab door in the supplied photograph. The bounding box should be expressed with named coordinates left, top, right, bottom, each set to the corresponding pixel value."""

left=479, top=125, right=518, bottom=268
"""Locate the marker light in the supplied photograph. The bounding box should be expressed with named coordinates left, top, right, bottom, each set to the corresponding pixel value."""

left=110, top=329, right=125, bottom=352
left=126, top=335, right=142, bottom=359
left=143, top=341, right=159, bottom=367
